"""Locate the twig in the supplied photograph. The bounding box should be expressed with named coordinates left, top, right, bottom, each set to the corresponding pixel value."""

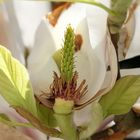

left=91, top=125, right=119, bottom=140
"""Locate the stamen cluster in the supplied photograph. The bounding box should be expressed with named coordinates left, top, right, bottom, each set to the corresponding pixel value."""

left=48, top=71, right=87, bottom=105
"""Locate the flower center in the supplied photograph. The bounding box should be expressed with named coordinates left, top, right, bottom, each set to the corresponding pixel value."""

left=49, top=71, right=87, bottom=104
left=38, top=25, right=87, bottom=109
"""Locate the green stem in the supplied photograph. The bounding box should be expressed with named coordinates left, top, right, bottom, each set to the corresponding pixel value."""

left=76, top=0, right=115, bottom=16
left=46, top=0, right=116, bottom=16
left=54, top=113, right=78, bottom=140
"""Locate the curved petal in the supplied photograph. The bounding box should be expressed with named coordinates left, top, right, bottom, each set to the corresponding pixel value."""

left=0, top=3, right=25, bottom=64
left=97, top=32, right=117, bottom=97
left=52, top=0, right=110, bottom=50
left=85, top=0, right=110, bottom=96
left=74, top=18, right=105, bottom=104
left=73, top=29, right=117, bottom=127
left=28, top=19, right=59, bottom=95
left=73, top=0, right=110, bottom=104
left=0, top=6, right=9, bottom=47
left=51, top=3, right=86, bottom=50
left=29, top=57, right=59, bottom=95
left=5, top=0, right=51, bottom=48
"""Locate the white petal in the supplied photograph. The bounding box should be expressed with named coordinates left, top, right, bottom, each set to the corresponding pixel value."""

left=74, top=104, right=92, bottom=126
left=73, top=0, right=110, bottom=104
left=74, top=19, right=105, bottom=104
left=53, top=0, right=110, bottom=49
left=0, top=4, right=25, bottom=64
left=99, top=32, right=117, bottom=96
left=86, top=0, right=110, bottom=49
left=29, top=57, right=59, bottom=95
left=5, top=0, right=51, bottom=48
left=28, top=19, right=59, bottom=95
left=52, top=3, right=86, bottom=50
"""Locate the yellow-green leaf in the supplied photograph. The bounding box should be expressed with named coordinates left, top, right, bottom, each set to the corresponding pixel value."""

left=0, top=45, right=37, bottom=116
left=36, top=102, right=57, bottom=127
left=100, top=76, right=140, bottom=117
left=0, top=113, right=33, bottom=128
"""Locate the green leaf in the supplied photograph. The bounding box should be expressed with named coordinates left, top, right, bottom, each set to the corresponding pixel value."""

left=0, top=45, right=37, bottom=116
left=0, top=113, right=33, bottom=128
left=0, top=113, right=11, bottom=122
left=99, top=76, right=140, bottom=117
left=13, top=106, right=62, bottom=138
left=108, top=0, right=132, bottom=34
left=36, top=102, right=57, bottom=128
left=79, top=102, right=103, bottom=139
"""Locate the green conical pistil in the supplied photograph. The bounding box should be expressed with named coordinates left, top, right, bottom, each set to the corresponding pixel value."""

left=61, top=25, right=75, bottom=82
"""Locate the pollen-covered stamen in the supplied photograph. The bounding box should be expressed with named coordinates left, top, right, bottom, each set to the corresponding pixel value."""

left=47, top=71, right=88, bottom=106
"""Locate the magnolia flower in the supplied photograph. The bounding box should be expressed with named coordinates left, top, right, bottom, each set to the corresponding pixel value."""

left=0, top=0, right=118, bottom=140
left=28, top=0, right=117, bottom=130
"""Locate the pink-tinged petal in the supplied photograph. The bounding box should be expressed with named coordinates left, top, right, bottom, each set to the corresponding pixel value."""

left=27, top=19, right=59, bottom=95
left=0, top=97, right=46, bottom=140
left=125, top=5, right=140, bottom=58
left=0, top=3, right=25, bottom=64
left=0, top=6, right=9, bottom=47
